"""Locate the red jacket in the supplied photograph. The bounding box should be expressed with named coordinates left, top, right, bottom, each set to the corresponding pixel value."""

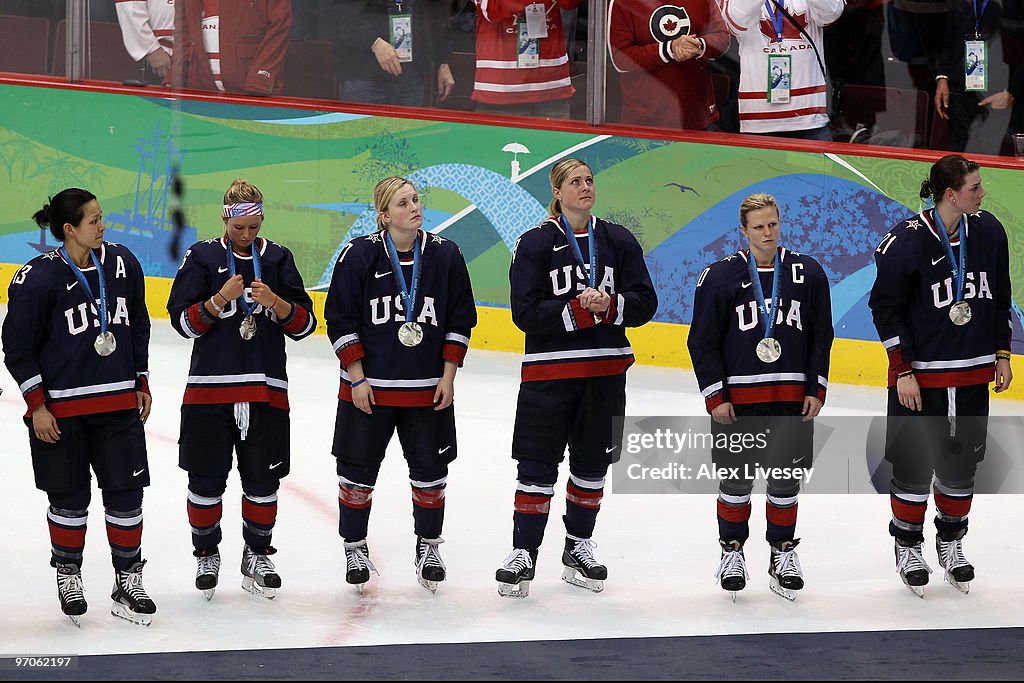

left=174, top=0, right=292, bottom=95
left=608, top=0, right=729, bottom=130
left=473, top=0, right=584, bottom=105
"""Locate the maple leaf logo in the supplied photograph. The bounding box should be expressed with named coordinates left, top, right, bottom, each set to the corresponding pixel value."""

left=759, top=8, right=808, bottom=44
left=663, top=18, right=678, bottom=32
left=650, top=5, right=690, bottom=41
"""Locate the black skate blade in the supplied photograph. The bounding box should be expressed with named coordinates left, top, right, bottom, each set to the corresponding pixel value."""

left=561, top=567, right=604, bottom=593
left=241, top=577, right=277, bottom=600
left=769, top=577, right=798, bottom=602
left=497, top=580, right=530, bottom=599
left=110, top=601, right=152, bottom=626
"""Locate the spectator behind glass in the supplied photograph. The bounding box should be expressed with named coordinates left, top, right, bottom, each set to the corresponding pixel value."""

left=975, top=0, right=1023, bottom=156
left=716, top=0, right=843, bottom=140
left=886, top=0, right=948, bottom=95
left=608, top=0, right=730, bottom=131
left=933, top=0, right=1005, bottom=153
left=472, top=0, right=585, bottom=119
left=115, top=0, right=175, bottom=83
left=173, top=0, right=292, bottom=95
left=323, top=0, right=455, bottom=107
left=823, top=0, right=886, bottom=89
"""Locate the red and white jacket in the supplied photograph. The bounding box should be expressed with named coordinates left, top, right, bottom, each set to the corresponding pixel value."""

left=115, top=0, right=175, bottom=62
left=472, top=0, right=584, bottom=105
left=716, top=0, right=842, bottom=133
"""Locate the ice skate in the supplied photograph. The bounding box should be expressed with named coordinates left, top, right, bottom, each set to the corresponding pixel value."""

left=936, top=530, right=974, bottom=594
left=241, top=545, right=281, bottom=599
left=714, top=540, right=748, bottom=602
left=56, top=563, right=87, bottom=628
left=194, top=547, right=221, bottom=601
left=110, top=560, right=156, bottom=626
left=415, top=537, right=446, bottom=593
left=561, top=537, right=607, bottom=593
left=895, top=540, right=932, bottom=598
left=344, top=539, right=378, bottom=592
left=768, top=539, right=804, bottom=602
left=496, top=548, right=537, bottom=599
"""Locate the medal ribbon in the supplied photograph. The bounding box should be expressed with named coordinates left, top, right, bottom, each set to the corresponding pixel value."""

left=559, top=215, right=597, bottom=289
left=932, top=209, right=968, bottom=303
left=384, top=230, right=422, bottom=324
left=226, top=237, right=262, bottom=317
left=746, top=248, right=782, bottom=341
left=764, top=0, right=786, bottom=43
left=61, top=246, right=109, bottom=336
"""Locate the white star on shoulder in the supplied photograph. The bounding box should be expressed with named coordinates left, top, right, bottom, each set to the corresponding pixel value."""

left=724, top=254, right=737, bottom=262
left=42, top=250, right=60, bottom=260
left=971, top=211, right=982, bottom=218
left=368, top=232, right=382, bottom=243
left=431, top=234, right=445, bottom=244
left=905, top=219, right=922, bottom=230
left=203, top=238, right=218, bottom=244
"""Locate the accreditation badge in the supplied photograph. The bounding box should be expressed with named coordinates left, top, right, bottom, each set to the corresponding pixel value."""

left=767, top=54, right=791, bottom=103
left=390, top=14, right=413, bottom=63
left=517, top=21, right=540, bottom=68
left=964, top=40, right=987, bottom=91
left=524, top=3, right=548, bottom=38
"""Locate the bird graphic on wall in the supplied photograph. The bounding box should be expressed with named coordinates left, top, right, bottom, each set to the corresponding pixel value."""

left=664, top=182, right=700, bottom=196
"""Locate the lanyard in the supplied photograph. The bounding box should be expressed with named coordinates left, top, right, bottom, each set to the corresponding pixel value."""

left=61, top=247, right=109, bottom=335
left=746, top=249, right=782, bottom=340
left=226, top=237, right=262, bottom=317
left=559, top=215, right=597, bottom=289
left=764, top=0, right=786, bottom=43
left=932, top=210, right=968, bottom=302
left=384, top=230, right=422, bottom=324
left=972, top=0, right=989, bottom=37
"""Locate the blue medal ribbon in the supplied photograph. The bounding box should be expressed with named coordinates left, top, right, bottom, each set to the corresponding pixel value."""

left=746, top=248, right=782, bottom=341
left=972, top=0, right=989, bottom=38
left=226, top=237, right=262, bottom=317
left=764, top=0, right=786, bottom=43
left=559, top=215, right=597, bottom=289
left=932, top=209, right=968, bottom=303
left=384, top=230, right=422, bottom=324
left=61, top=246, right=109, bottom=336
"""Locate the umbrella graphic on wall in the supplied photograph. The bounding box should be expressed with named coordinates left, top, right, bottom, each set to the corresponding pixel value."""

left=502, top=142, right=530, bottom=182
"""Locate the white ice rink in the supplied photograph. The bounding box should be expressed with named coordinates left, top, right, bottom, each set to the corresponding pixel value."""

left=1, top=317, right=1022, bottom=656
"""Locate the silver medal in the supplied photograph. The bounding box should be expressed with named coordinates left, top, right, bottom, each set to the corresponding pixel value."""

left=756, top=337, right=782, bottom=363
left=398, top=321, right=423, bottom=347
left=240, top=315, right=257, bottom=340
left=94, top=331, right=117, bottom=357
left=949, top=301, right=972, bottom=326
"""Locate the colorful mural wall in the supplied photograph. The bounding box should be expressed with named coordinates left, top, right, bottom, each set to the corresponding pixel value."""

left=1, top=83, right=1021, bottom=394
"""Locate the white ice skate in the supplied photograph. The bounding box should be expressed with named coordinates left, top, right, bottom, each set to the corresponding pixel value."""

left=344, top=540, right=378, bottom=593
left=241, top=545, right=281, bottom=600
left=715, top=540, right=748, bottom=602
left=194, top=548, right=221, bottom=601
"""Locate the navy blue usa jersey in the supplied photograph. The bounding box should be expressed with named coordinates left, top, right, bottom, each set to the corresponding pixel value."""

left=510, top=216, right=658, bottom=382
left=687, top=248, right=834, bottom=413
left=869, top=208, right=1011, bottom=388
left=325, top=229, right=477, bottom=407
left=3, top=242, right=151, bottom=417
left=167, top=237, right=316, bottom=409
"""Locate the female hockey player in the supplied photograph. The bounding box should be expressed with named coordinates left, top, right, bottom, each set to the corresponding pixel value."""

left=495, top=157, right=658, bottom=599
left=870, top=154, right=1013, bottom=596
left=3, top=188, right=156, bottom=626
left=325, top=176, right=477, bottom=593
left=687, top=193, right=834, bottom=601
left=167, top=179, right=316, bottom=600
